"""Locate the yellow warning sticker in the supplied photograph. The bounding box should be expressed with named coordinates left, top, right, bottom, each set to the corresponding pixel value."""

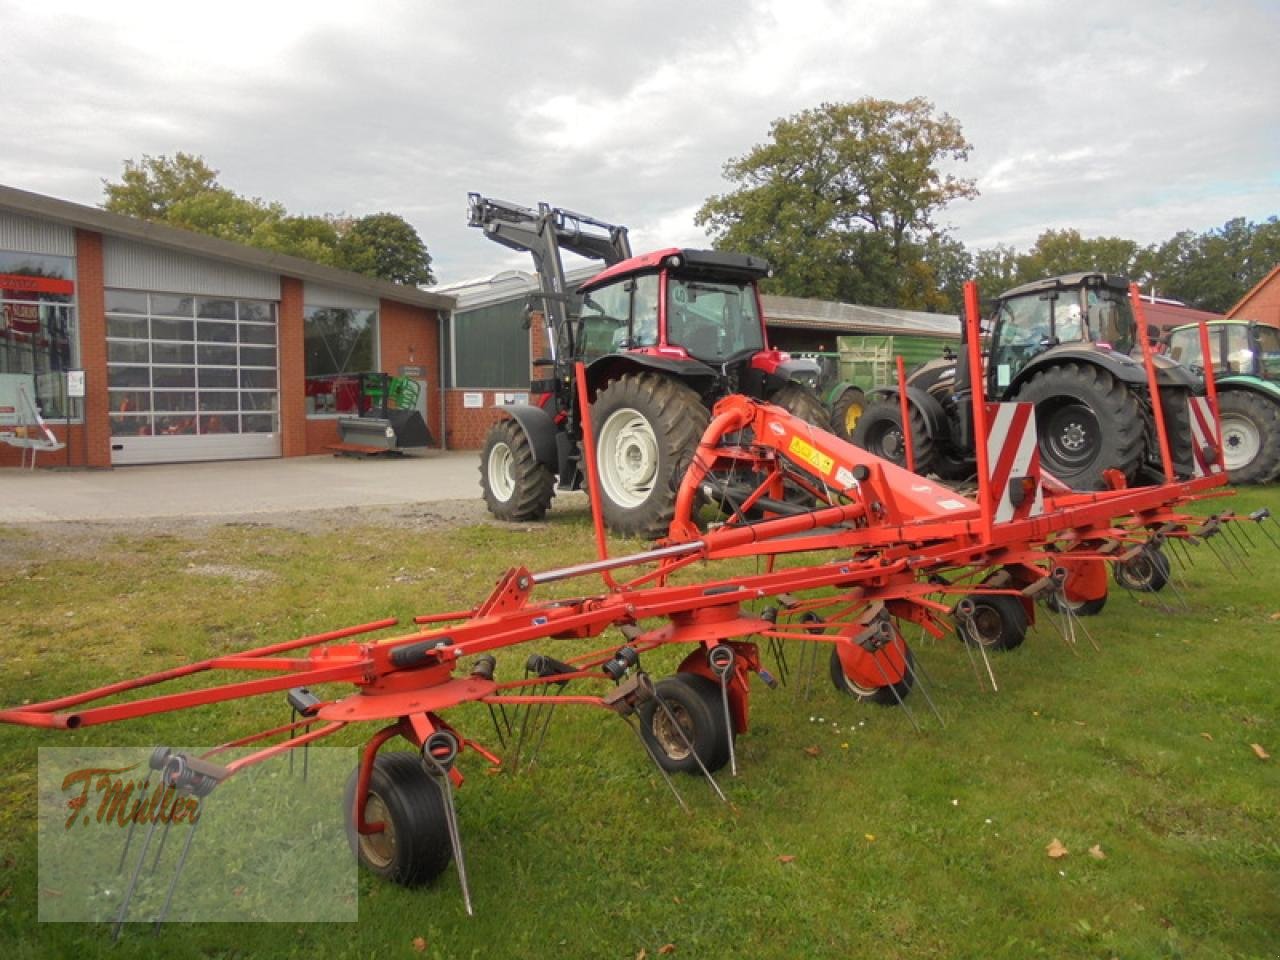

left=788, top=436, right=834, bottom=476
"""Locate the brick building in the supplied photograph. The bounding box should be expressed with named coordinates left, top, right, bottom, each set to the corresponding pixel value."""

left=1228, top=264, right=1280, bottom=328
left=0, top=184, right=454, bottom=468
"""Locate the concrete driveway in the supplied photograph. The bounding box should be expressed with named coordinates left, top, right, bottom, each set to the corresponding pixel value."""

left=0, top=451, right=496, bottom=523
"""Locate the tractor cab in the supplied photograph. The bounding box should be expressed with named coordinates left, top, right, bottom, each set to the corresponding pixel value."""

left=1168, top=320, right=1280, bottom=383
left=986, top=273, right=1136, bottom=395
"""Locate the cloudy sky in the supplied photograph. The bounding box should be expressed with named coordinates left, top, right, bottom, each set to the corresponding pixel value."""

left=2, top=0, right=1278, bottom=286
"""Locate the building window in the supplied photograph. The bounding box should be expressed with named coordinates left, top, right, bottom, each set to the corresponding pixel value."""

left=104, top=290, right=279, bottom=438
left=304, top=306, right=378, bottom=416
left=449, top=300, right=531, bottom=388
left=0, top=250, right=80, bottom=420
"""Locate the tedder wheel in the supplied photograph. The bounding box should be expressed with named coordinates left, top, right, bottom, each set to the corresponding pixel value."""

left=1013, top=362, right=1143, bottom=490
left=830, top=388, right=866, bottom=442
left=590, top=372, right=709, bottom=539
left=957, top=594, right=1028, bottom=652
left=828, top=642, right=916, bottom=706
left=637, top=674, right=731, bottom=774
left=1045, top=592, right=1107, bottom=617
left=1217, top=390, right=1280, bottom=485
left=479, top=418, right=555, bottom=521
left=851, top=397, right=936, bottom=475
left=1112, top=546, right=1171, bottom=593
left=343, top=752, right=452, bottom=887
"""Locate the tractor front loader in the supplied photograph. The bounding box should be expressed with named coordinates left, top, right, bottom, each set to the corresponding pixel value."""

left=467, top=193, right=829, bottom=538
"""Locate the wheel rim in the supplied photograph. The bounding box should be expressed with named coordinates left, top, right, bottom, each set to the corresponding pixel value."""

left=1043, top=403, right=1100, bottom=468
left=651, top=701, right=694, bottom=761
left=871, top=422, right=904, bottom=460
left=968, top=606, right=1004, bottom=647
left=1118, top=554, right=1154, bottom=590
left=1220, top=413, right=1261, bottom=471
left=597, top=408, right=660, bottom=508
left=487, top=441, right=516, bottom=501
left=357, top=792, right=396, bottom=870
left=843, top=400, right=864, bottom=434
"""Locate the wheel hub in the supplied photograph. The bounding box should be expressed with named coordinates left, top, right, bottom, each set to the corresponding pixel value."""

left=357, top=793, right=396, bottom=869
left=1220, top=415, right=1260, bottom=470
left=650, top=701, right=694, bottom=760
left=487, top=442, right=515, bottom=500
left=598, top=409, right=660, bottom=508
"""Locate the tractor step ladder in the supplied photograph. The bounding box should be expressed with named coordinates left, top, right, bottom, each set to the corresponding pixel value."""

left=0, top=374, right=65, bottom=469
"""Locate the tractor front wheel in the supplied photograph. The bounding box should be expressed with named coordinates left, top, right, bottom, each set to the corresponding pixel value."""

left=830, top=388, right=866, bottom=442
left=1217, top=390, right=1280, bottom=484
left=479, top=418, right=555, bottom=521
left=590, top=372, right=709, bottom=539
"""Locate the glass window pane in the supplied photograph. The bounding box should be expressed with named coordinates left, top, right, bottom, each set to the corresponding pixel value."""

left=239, top=346, right=276, bottom=367
left=110, top=414, right=152, bottom=436
left=152, top=342, right=195, bottom=365
left=239, top=323, right=276, bottom=345
left=304, top=306, right=376, bottom=378
left=450, top=300, right=530, bottom=388
left=197, top=321, right=237, bottom=343
left=152, top=367, right=195, bottom=388
left=198, top=391, right=239, bottom=412
left=154, top=415, right=197, bottom=435
left=241, top=413, right=275, bottom=434
left=196, top=298, right=236, bottom=320
left=238, top=301, right=275, bottom=324
left=106, top=315, right=149, bottom=339
left=153, top=391, right=195, bottom=412
left=197, top=344, right=238, bottom=366
left=241, top=369, right=277, bottom=389
left=240, top=391, right=277, bottom=411
left=108, top=366, right=150, bottom=388
left=105, top=290, right=148, bottom=315
left=109, top=390, right=150, bottom=413
left=198, top=368, right=238, bottom=388
left=200, top=414, right=239, bottom=434
left=108, top=341, right=150, bottom=363
left=151, top=294, right=194, bottom=317
left=151, top=317, right=194, bottom=341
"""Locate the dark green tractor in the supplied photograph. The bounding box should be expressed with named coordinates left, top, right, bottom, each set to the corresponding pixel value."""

left=1167, top=320, right=1280, bottom=484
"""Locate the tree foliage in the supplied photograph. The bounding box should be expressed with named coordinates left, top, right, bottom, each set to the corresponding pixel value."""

left=102, top=154, right=434, bottom=285
left=696, top=98, right=976, bottom=311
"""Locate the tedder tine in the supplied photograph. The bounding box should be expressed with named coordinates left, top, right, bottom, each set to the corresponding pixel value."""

left=866, top=644, right=922, bottom=733
left=1251, top=508, right=1278, bottom=550
left=422, top=732, right=473, bottom=917
left=953, top=598, right=998, bottom=693
left=900, top=644, right=945, bottom=728
left=601, top=650, right=691, bottom=814
left=708, top=645, right=739, bottom=778
left=651, top=685, right=728, bottom=805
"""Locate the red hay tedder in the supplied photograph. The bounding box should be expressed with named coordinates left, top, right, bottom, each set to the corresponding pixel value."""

left=3, top=283, right=1274, bottom=928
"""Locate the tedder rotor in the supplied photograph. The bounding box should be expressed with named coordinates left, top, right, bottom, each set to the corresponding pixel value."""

left=1, top=284, right=1274, bottom=928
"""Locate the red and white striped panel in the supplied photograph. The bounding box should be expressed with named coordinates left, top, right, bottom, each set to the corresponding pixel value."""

left=986, top=402, right=1045, bottom=523
left=1187, top=395, right=1224, bottom=477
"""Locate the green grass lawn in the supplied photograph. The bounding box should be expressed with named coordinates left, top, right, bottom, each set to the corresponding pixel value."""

left=0, top=487, right=1277, bottom=959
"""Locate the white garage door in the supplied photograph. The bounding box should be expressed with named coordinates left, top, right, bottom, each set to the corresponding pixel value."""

left=106, top=290, right=281, bottom=465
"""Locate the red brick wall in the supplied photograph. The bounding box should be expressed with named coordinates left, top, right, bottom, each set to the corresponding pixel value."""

left=377, top=299, right=442, bottom=446
left=278, top=277, right=307, bottom=457
left=1229, top=267, right=1280, bottom=327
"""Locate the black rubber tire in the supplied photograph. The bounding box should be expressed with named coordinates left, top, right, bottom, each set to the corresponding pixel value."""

left=829, top=388, right=866, bottom=442
left=638, top=674, right=731, bottom=774
left=343, top=752, right=452, bottom=887
left=769, top=382, right=834, bottom=432
left=479, top=418, right=555, bottom=521
left=1157, top=386, right=1196, bottom=480
left=1113, top=546, right=1170, bottom=593
left=1013, top=362, right=1144, bottom=490
left=590, top=372, right=709, bottom=539
left=850, top=397, right=936, bottom=475
left=1217, top=389, right=1280, bottom=485
left=957, top=593, right=1028, bottom=651
left=828, top=644, right=916, bottom=706
left=1045, top=592, right=1107, bottom=617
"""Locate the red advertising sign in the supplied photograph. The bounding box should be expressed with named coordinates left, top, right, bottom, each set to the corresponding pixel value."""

left=0, top=273, right=75, bottom=296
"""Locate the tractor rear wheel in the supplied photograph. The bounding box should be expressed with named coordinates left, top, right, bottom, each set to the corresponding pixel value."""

left=638, top=674, right=731, bottom=774
left=479, top=418, right=555, bottom=521
left=1217, top=390, right=1280, bottom=484
left=830, top=388, right=866, bottom=442
left=1013, top=363, right=1143, bottom=489
left=851, top=397, right=935, bottom=475
left=343, top=752, right=452, bottom=887
left=769, top=382, right=833, bottom=432
left=590, top=372, right=709, bottom=539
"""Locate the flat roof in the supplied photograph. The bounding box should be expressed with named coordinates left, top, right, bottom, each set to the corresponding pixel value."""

left=0, top=183, right=455, bottom=312
left=762, top=295, right=960, bottom=338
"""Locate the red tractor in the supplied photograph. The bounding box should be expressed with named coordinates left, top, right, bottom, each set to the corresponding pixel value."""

left=469, top=194, right=829, bottom=538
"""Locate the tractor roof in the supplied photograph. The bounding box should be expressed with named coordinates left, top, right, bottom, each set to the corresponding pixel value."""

left=579, top=248, right=770, bottom=292
left=998, top=272, right=1131, bottom=301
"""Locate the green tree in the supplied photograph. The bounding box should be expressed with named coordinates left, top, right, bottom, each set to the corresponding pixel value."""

left=696, top=97, right=977, bottom=309
left=1016, top=229, right=1141, bottom=282
left=102, top=154, right=433, bottom=286
left=1142, top=217, right=1280, bottom=312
